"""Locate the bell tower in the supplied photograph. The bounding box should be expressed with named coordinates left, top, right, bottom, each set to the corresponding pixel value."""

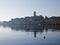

left=34, top=11, right=36, bottom=16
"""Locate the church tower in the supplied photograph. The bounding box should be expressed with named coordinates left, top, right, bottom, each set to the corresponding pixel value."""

left=34, top=11, right=36, bottom=16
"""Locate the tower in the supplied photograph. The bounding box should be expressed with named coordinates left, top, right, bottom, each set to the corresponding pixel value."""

left=34, top=11, right=36, bottom=16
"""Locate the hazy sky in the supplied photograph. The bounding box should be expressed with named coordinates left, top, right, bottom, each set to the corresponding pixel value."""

left=0, top=0, right=60, bottom=21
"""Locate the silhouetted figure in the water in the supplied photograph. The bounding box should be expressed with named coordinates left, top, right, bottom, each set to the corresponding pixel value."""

left=44, top=36, right=46, bottom=39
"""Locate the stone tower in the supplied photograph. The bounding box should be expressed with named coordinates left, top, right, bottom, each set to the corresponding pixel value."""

left=34, top=11, right=36, bottom=16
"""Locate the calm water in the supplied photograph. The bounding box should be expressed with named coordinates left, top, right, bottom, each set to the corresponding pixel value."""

left=0, top=25, right=60, bottom=45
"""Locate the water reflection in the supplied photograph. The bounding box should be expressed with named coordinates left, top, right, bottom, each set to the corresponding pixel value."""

left=1, top=25, right=60, bottom=39
left=0, top=25, right=60, bottom=45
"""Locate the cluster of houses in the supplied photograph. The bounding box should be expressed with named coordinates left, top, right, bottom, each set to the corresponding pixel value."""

left=44, top=16, right=60, bottom=25
left=32, top=11, right=60, bottom=25
left=0, top=11, right=60, bottom=27
left=0, top=11, right=60, bottom=30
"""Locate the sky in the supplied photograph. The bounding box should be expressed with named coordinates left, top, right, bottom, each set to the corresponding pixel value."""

left=0, top=0, right=60, bottom=21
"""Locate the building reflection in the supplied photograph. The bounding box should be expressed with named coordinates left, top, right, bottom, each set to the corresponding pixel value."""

left=34, top=31, right=36, bottom=38
left=1, top=25, right=60, bottom=38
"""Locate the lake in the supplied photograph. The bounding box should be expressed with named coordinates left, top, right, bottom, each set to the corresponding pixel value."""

left=0, top=25, right=60, bottom=45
